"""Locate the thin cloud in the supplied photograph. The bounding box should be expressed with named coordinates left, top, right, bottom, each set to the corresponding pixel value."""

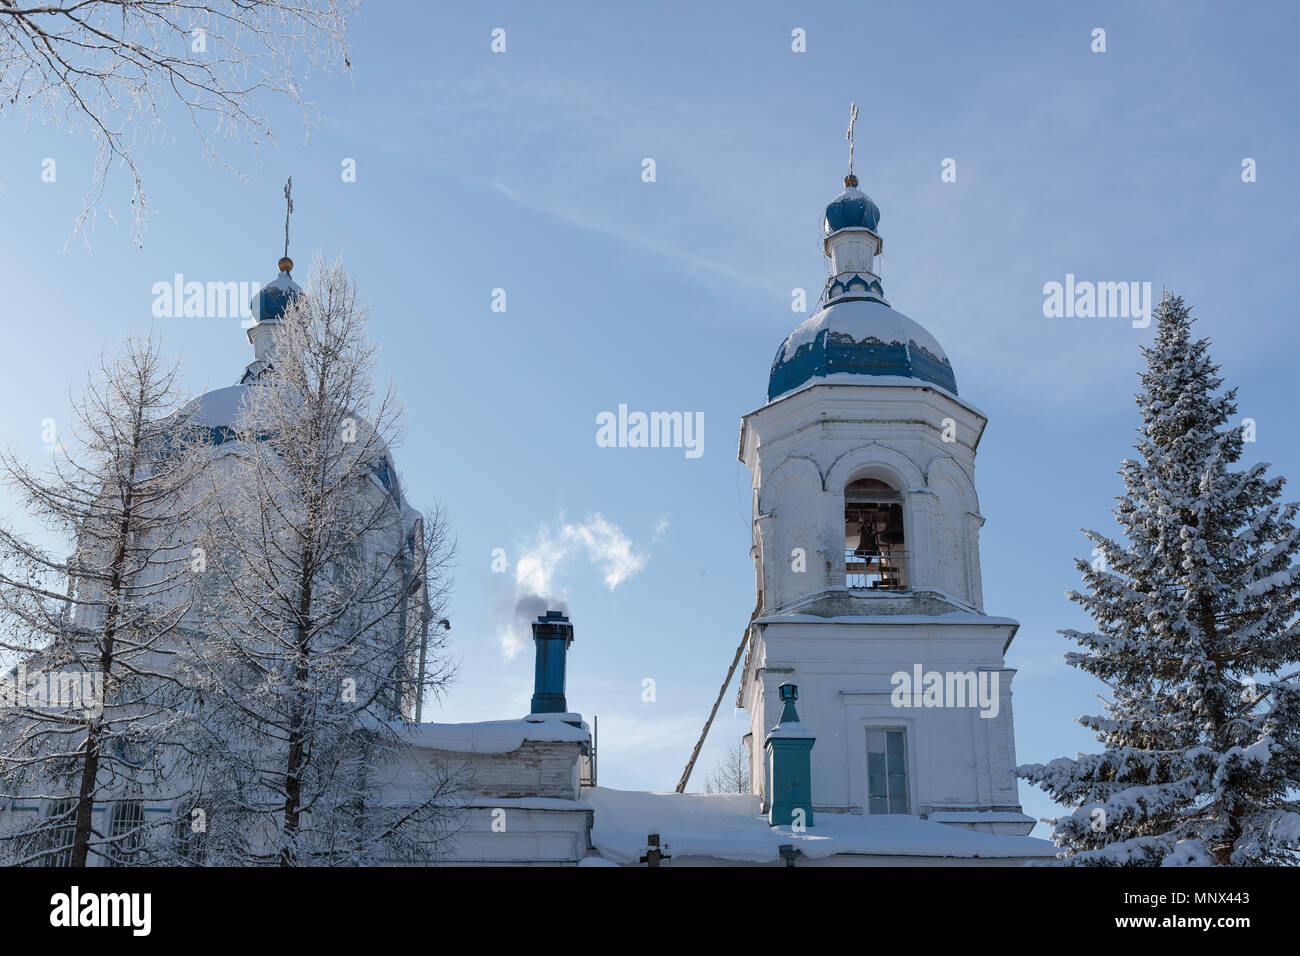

left=492, top=179, right=758, bottom=289
left=499, top=513, right=651, bottom=661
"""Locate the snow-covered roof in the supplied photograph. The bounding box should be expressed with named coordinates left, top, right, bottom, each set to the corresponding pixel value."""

left=581, top=787, right=1055, bottom=865
left=768, top=299, right=958, bottom=403
left=395, top=713, right=590, bottom=754
left=184, top=384, right=251, bottom=430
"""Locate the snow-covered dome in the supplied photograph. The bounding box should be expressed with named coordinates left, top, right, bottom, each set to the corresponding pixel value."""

left=824, top=176, right=880, bottom=234
left=767, top=171, right=958, bottom=403
left=183, top=385, right=252, bottom=445
left=180, top=384, right=407, bottom=504
left=768, top=299, right=958, bottom=402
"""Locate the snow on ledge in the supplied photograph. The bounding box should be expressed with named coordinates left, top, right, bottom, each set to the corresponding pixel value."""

left=765, top=720, right=817, bottom=742
left=581, top=787, right=1056, bottom=864
left=460, top=797, right=591, bottom=812
left=393, top=713, right=590, bottom=754
left=756, top=610, right=1020, bottom=627
left=924, top=810, right=1039, bottom=825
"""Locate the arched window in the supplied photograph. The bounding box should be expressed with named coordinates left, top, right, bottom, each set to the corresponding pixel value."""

left=41, top=798, right=76, bottom=867
left=845, top=478, right=906, bottom=591
left=106, top=800, right=144, bottom=866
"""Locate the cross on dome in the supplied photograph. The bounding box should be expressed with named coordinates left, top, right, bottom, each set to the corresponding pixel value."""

left=243, top=179, right=305, bottom=380
left=764, top=116, right=958, bottom=402
left=845, top=102, right=859, bottom=186
left=281, top=175, right=294, bottom=272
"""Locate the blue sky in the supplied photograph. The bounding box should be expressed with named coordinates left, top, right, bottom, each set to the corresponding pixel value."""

left=1, top=1, right=1298, bottom=834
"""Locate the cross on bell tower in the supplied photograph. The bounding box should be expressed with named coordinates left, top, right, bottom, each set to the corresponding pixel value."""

left=845, top=102, right=859, bottom=186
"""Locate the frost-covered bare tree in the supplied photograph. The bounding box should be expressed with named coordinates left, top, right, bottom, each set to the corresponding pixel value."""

left=705, top=740, right=751, bottom=794
left=0, top=0, right=357, bottom=243
left=180, top=256, right=459, bottom=865
left=0, top=336, right=209, bottom=866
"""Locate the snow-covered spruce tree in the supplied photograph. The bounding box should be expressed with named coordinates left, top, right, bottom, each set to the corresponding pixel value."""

left=0, top=337, right=209, bottom=866
left=181, top=256, right=458, bottom=865
left=1020, top=294, right=1300, bottom=866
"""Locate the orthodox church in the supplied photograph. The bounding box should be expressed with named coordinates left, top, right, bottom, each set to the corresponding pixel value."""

left=2, top=141, right=1054, bottom=867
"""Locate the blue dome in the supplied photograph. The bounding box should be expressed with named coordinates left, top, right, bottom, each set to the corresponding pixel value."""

left=768, top=299, right=957, bottom=402
left=825, top=184, right=880, bottom=234
left=250, top=271, right=303, bottom=324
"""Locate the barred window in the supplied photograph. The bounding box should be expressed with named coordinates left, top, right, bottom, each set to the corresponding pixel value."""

left=42, top=798, right=76, bottom=867
left=106, top=800, right=144, bottom=866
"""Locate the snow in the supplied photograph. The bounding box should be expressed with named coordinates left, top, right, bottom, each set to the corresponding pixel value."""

left=925, top=810, right=1042, bottom=825
left=778, top=300, right=948, bottom=362
left=764, top=720, right=816, bottom=741
left=184, top=384, right=251, bottom=428
left=756, top=611, right=1019, bottom=628
left=1245, top=565, right=1300, bottom=596
left=1161, top=839, right=1212, bottom=867
left=780, top=373, right=959, bottom=399
left=395, top=713, right=589, bottom=754
left=461, top=797, right=588, bottom=811
left=1268, top=812, right=1300, bottom=844
left=581, top=787, right=1055, bottom=865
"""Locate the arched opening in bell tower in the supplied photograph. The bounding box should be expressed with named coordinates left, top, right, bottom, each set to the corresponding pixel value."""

left=845, top=478, right=906, bottom=591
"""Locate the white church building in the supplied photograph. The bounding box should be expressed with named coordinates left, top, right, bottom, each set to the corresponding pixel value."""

left=1, top=154, right=1054, bottom=867
left=572, top=163, right=1052, bottom=866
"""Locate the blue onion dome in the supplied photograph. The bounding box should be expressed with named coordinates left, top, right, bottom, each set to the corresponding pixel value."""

left=768, top=299, right=958, bottom=402
left=250, top=256, right=303, bottom=323
left=824, top=173, right=881, bottom=234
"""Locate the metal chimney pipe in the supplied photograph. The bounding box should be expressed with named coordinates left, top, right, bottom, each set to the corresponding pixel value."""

left=530, top=610, right=574, bottom=714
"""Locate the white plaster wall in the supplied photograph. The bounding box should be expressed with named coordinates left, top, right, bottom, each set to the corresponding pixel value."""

left=737, top=382, right=1030, bottom=834
left=742, top=383, right=988, bottom=612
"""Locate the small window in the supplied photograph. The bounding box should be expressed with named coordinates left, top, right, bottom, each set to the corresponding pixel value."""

left=867, top=728, right=909, bottom=814
left=107, top=801, right=144, bottom=866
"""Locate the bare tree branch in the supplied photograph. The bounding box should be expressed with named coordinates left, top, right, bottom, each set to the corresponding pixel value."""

left=0, top=0, right=357, bottom=245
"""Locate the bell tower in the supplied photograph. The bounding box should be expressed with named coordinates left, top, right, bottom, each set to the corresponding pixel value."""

left=736, top=134, right=1033, bottom=835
